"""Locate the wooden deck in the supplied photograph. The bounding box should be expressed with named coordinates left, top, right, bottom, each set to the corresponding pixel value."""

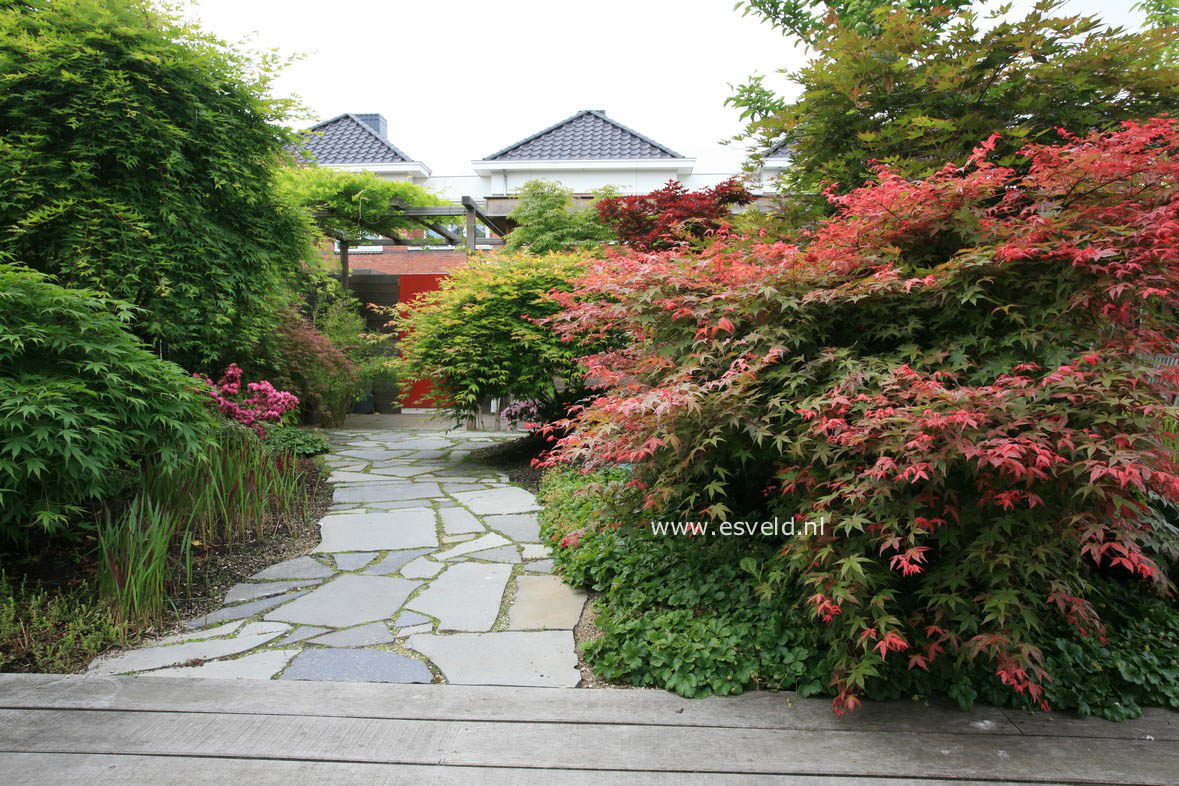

left=0, top=674, right=1175, bottom=785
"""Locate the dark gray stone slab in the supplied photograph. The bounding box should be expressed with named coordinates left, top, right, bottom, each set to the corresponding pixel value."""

left=360, top=548, right=433, bottom=576
left=250, top=556, right=335, bottom=581
left=279, top=648, right=433, bottom=683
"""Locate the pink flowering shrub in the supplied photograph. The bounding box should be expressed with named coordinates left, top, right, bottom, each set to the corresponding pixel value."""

left=194, top=363, right=298, bottom=435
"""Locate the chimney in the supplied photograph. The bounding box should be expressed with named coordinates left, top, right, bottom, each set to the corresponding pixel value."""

left=355, top=113, right=387, bottom=139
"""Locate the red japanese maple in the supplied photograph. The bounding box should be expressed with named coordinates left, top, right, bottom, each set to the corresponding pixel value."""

left=544, top=119, right=1179, bottom=715
left=596, top=177, right=754, bottom=251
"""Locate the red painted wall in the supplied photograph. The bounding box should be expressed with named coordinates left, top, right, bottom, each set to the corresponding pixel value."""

left=397, top=273, right=449, bottom=408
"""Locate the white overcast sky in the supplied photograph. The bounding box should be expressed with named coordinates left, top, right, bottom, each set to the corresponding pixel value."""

left=188, top=1, right=1145, bottom=176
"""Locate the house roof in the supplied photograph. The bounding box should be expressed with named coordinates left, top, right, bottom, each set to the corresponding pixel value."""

left=482, top=110, right=684, bottom=161
left=764, top=138, right=792, bottom=160
left=297, top=113, right=417, bottom=165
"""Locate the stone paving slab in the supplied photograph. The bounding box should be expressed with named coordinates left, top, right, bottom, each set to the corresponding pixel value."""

left=485, top=514, right=542, bottom=542
left=264, top=575, right=419, bottom=628
left=407, top=631, right=579, bottom=687
left=307, top=622, right=396, bottom=647
left=407, top=563, right=512, bottom=631
left=439, top=507, right=484, bottom=534
left=186, top=590, right=311, bottom=629
left=144, top=649, right=298, bottom=679
left=224, top=579, right=321, bottom=605
left=314, top=510, right=437, bottom=553
left=450, top=487, right=540, bottom=515
left=333, top=482, right=443, bottom=504
left=508, top=576, right=588, bottom=630
left=280, top=648, right=433, bottom=683
left=332, top=552, right=378, bottom=571
left=401, top=556, right=444, bottom=579
left=251, top=556, right=335, bottom=581
left=433, top=531, right=511, bottom=561
left=360, top=548, right=432, bottom=576
left=91, top=622, right=290, bottom=675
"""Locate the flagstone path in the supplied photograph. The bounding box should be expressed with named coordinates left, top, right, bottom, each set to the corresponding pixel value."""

left=88, top=428, right=587, bottom=687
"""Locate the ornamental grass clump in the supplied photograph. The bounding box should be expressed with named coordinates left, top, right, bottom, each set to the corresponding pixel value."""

left=542, top=120, right=1179, bottom=715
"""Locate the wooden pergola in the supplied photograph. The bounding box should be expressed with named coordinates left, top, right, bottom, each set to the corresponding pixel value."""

left=318, top=196, right=511, bottom=292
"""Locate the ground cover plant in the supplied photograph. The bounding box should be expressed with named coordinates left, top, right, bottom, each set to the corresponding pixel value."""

left=541, top=121, right=1179, bottom=716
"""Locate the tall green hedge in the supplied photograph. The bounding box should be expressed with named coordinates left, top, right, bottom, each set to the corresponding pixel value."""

left=0, top=0, right=313, bottom=369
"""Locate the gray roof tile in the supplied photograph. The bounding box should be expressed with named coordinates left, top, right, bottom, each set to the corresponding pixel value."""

left=483, top=110, right=683, bottom=161
left=296, top=114, right=415, bottom=165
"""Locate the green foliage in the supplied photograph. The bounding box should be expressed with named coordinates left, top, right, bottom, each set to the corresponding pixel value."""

left=96, top=495, right=175, bottom=628
left=0, top=264, right=211, bottom=537
left=733, top=0, right=1179, bottom=201
left=279, top=166, right=445, bottom=242
left=1136, top=0, right=1179, bottom=62
left=736, top=0, right=968, bottom=44
left=266, top=426, right=330, bottom=457
left=0, top=571, right=124, bottom=672
left=395, top=253, right=593, bottom=424
left=505, top=180, right=616, bottom=254
left=0, top=0, right=315, bottom=368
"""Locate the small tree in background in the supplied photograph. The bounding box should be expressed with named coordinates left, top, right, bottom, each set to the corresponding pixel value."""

left=0, top=0, right=314, bottom=369
left=730, top=0, right=1179, bottom=200
left=735, top=0, right=969, bottom=44
left=395, top=253, right=594, bottom=427
left=596, top=178, right=754, bottom=251
left=505, top=180, right=616, bottom=254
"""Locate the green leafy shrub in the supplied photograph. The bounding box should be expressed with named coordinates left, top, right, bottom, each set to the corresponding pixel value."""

left=0, top=0, right=314, bottom=368
left=0, top=264, right=211, bottom=537
left=395, top=252, right=596, bottom=425
left=505, top=180, right=616, bottom=254
left=266, top=426, right=331, bottom=457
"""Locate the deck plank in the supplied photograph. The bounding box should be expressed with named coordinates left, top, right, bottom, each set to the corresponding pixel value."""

left=0, top=674, right=1024, bottom=735
left=0, top=706, right=1174, bottom=784
left=0, top=753, right=1062, bottom=786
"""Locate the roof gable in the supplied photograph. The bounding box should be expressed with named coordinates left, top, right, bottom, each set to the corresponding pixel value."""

left=483, top=110, right=683, bottom=161
left=297, top=114, right=416, bottom=165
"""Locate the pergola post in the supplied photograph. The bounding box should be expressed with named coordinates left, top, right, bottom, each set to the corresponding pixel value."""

left=339, top=239, right=350, bottom=293
left=464, top=203, right=477, bottom=253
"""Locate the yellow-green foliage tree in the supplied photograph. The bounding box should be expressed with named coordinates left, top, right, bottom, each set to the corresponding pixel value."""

left=394, top=253, right=594, bottom=425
